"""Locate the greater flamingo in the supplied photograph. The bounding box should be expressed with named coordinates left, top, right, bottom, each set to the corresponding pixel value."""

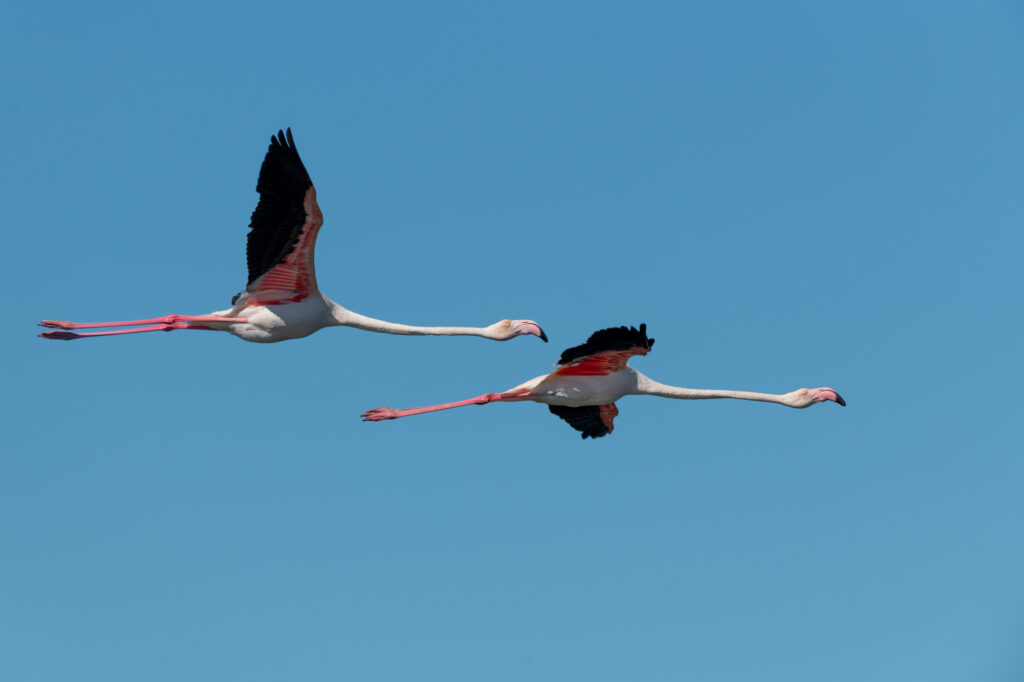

left=39, top=129, right=546, bottom=344
left=361, top=324, right=845, bottom=438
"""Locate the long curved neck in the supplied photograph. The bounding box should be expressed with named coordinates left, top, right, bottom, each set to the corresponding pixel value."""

left=633, top=373, right=795, bottom=407
left=329, top=302, right=496, bottom=339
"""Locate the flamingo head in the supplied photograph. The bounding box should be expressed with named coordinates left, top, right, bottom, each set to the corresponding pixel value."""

left=787, top=387, right=846, bottom=408
left=491, top=319, right=548, bottom=342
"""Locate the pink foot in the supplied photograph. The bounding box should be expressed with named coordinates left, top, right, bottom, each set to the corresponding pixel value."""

left=36, top=315, right=248, bottom=331
left=37, top=322, right=212, bottom=340
left=361, top=408, right=400, bottom=421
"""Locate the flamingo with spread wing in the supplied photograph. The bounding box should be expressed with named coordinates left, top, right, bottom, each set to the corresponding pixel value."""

left=39, top=129, right=546, bottom=344
left=361, top=324, right=844, bottom=438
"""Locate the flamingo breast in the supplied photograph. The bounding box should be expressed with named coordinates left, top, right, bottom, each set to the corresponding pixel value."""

left=534, top=370, right=638, bottom=408
left=226, top=297, right=333, bottom=343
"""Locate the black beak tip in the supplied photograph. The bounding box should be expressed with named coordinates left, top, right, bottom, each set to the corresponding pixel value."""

left=835, top=393, right=846, bottom=407
left=539, top=329, right=549, bottom=343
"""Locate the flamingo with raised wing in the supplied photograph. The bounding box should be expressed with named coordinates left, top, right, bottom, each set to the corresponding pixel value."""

left=39, top=129, right=546, bottom=344
left=361, top=324, right=844, bottom=438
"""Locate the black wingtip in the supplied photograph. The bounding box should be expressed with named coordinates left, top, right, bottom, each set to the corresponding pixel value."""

left=557, top=323, right=654, bottom=365
left=272, top=128, right=295, bottom=150
left=639, top=323, right=655, bottom=350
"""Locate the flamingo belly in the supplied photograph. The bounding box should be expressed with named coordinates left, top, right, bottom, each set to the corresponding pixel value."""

left=221, top=297, right=332, bottom=343
left=532, top=370, right=638, bottom=408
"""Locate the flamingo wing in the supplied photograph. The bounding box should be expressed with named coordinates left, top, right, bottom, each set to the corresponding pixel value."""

left=235, top=129, right=324, bottom=306
left=548, top=403, right=619, bottom=439
left=553, top=323, right=655, bottom=376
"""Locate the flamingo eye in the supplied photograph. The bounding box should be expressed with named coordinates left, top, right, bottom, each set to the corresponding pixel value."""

left=505, top=321, right=511, bottom=328
left=801, top=389, right=808, bottom=396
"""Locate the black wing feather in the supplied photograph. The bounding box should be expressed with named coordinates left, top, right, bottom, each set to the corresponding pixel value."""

left=245, top=128, right=315, bottom=286
left=548, top=405, right=612, bottom=439
left=557, top=324, right=654, bottom=365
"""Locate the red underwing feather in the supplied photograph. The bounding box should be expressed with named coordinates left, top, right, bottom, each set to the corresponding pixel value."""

left=599, top=403, right=619, bottom=432
left=245, top=186, right=323, bottom=305
left=553, top=347, right=650, bottom=376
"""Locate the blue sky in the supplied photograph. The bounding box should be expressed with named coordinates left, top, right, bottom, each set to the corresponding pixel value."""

left=3, top=1, right=1023, bottom=680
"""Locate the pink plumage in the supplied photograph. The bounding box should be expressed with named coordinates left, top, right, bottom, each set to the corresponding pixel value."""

left=362, top=323, right=845, bottom=439
left=39, top=129, right=546, bottom=345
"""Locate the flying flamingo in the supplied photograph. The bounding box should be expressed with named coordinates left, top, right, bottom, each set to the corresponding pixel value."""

left=39, top=129, right=547, bottom=344
left=361, top=324, right=845, bottom=438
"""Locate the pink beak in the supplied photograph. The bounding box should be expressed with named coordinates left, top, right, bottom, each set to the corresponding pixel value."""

left=515, top=321, right=548, bottom=342
left=816, top=388, right=846, bottom=406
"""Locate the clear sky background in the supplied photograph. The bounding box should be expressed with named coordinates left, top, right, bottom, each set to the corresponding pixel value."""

left=3, top=1, right=1022, bottom=680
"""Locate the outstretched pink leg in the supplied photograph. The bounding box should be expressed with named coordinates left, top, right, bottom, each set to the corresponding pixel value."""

left=361, top=390, right=533, bottom=421
left=38, top=322, right=230, bottom=340
left=39, top=314, right=248, bottom=330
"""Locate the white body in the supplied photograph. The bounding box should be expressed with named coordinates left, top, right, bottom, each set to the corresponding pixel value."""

left=511, top=367, right=643, bottom=407
left=205, top=296, right=334, bottom=343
